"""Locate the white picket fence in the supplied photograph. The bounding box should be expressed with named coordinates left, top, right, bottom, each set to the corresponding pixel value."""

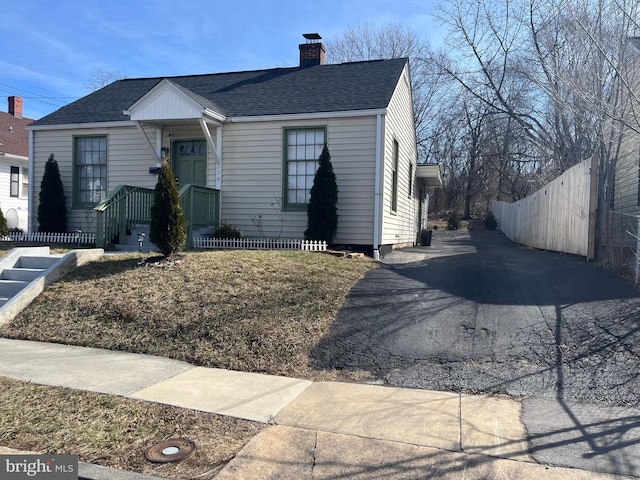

left=4, top=232, right=97, bottom=244
left=193, top=237, right=328, bottom=252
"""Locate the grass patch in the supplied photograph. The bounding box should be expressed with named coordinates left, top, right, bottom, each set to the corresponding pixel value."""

left=0, top=249, right=374, bottom=477
left=1, top=250, right=375, bottom=380
left=0, top=377, right=264, bottom=479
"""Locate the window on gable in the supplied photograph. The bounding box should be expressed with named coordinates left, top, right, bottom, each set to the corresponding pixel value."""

left=391, top=140, right=399, bottom=212
left=74, top=136, right=107, bottom=207
left=284, top=127, right=325, bottom=207
left=10, top=166, right=19, bottom=198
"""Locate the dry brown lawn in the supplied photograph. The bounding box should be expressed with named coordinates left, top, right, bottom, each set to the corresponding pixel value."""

left=0, top=249, right=375, bottom=478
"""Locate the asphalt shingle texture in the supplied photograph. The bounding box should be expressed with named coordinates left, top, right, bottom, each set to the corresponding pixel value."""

left=32, top=58, right=408, bottom=125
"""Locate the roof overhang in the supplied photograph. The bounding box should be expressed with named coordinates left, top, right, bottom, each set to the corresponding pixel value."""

left=123, top=79, right=226, bottom=126
left=416, top=163, right=443, bottom=188
left=229, top=108, right=388, bottom=123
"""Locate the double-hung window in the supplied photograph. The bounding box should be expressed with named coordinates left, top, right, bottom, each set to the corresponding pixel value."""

left=10, top=166, right=19, bottom=197
left=74, top=136, right=107, bottom=207
left=284, top=127, right=325, bottom=207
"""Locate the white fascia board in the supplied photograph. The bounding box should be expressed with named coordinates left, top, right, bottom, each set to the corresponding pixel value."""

left=26, top=121, right=136, bottom=131
left=228, top=108, right=387, bottom=123
left=0, top=152, right=29, bottom=163
left=203, top=109, right=226, bottom=124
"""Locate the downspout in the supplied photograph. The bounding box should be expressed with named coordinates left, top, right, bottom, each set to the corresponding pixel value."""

left=373, top=113, right=384, bottom=260
left=28, top=130, right=34, bottom=233
left=216, top=126, right=223, bottom=190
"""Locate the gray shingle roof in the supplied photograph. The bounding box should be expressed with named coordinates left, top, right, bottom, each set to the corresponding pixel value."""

left=32, top=58, right=408, bottom=126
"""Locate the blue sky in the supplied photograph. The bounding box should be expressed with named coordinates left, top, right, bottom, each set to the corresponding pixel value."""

left=0, top=0, right=442, bottom=120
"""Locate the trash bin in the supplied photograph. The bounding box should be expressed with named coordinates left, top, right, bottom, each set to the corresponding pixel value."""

left=420, top=229, right=432, bottom=246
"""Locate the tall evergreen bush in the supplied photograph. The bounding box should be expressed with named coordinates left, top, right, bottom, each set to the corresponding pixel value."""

left=149, top=161, right=186, bottom=256
left=305, top=145, right=338, bottom=244
left=38, top=154, right=67, bottom=232
left=0, top=208, right=7, bottom=237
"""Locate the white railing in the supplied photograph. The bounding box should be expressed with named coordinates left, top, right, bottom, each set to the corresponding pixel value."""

left=3, top=232, right=97, bottom=244
left=193, top=237, right=327, bottom=252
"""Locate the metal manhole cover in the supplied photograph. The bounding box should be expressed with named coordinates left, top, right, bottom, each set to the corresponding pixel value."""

left=144, top=438, right=196, bottom=463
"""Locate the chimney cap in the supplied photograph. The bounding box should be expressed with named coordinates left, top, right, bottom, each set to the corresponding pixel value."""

left=303, top=33, right=322, bottom=43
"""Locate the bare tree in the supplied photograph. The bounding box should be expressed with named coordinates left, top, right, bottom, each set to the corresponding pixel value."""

left=327, top=22, right=438, bottom=162
left=85, top=68, right=127, bottom=92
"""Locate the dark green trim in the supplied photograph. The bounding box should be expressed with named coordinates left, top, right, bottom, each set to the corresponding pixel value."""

left=281, top=125, right=327, bottom=210
left=72, top=134, right=108, bottom=209
left=171, top=138, right=207, bottom=188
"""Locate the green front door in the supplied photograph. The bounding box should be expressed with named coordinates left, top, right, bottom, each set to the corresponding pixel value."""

left=173, top=140, right=207, bottom=188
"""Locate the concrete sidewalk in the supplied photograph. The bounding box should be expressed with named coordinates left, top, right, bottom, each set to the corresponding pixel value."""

left=0, top=338, right=634, bottom=479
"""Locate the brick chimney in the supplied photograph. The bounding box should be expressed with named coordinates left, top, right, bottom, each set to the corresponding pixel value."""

left=8, top=96, right=23, bottom=118
left=299, top=33, right=325, bottom=67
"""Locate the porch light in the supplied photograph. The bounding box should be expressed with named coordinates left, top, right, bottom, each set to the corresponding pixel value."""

left=137, top=233, right=145, bottom=251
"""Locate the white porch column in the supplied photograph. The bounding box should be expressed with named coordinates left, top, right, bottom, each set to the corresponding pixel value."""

left=199, top=118, right=222, bottom=190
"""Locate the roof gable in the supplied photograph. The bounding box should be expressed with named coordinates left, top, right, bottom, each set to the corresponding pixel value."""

left=31, top=58, right=409, bottom=127
left=126, top=79, right=225, bottom=122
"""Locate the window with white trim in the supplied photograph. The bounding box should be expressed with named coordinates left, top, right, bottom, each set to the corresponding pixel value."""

left=10, top=166, right=19, bottom=197
left=284, top=127, right=325, bottom=207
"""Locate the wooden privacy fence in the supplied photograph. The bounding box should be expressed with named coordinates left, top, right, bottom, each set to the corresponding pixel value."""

left=492, top=156, right=598, bottom=259
left=193, top=237, right=328, bottom=252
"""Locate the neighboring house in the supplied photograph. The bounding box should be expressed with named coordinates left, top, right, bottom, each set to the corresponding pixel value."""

left=0, top=96, right=31, bottom=232
left=606, top=37, right=640, bottom=275
left=27, top=34, right=442, bottom=257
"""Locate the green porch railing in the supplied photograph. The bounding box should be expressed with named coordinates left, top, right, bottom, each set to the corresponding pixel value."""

left=94, top=185, right=155, bottom=248
left=94, top=184, right=221, bottom=249
left=179, top=184, right=221, bottom=249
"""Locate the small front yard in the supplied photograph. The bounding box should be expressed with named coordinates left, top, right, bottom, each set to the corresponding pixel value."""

left=0, top=249, right=375, bottom=478
left=1, top=250, right=374, bottom=380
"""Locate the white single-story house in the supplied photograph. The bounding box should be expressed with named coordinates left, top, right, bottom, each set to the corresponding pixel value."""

left=27, top=34, right=442, bottom=258
left=0, top=96, right=31, bottom=232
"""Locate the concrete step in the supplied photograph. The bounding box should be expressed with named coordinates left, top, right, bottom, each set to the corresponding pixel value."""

left=1, top=267, right=46, bottom=282
left=0, top=247, right=105, bottom=328
left=0, top=279, right=29, bottom=297
left=15, top=255, right=63, bottom=270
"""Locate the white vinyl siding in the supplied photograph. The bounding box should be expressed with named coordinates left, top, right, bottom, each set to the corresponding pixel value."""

left=0, top=157, right=29, bottom=227
left=614, top=131, right=640, bottom=214
left=221, top=116, right=377, bottom=244
left=381, top=64, right=419, bottom=246
left=31, top=126, right=159, bottom=232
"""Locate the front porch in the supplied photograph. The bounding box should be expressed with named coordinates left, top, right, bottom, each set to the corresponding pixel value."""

left=94, top=183, right=220, bottom=249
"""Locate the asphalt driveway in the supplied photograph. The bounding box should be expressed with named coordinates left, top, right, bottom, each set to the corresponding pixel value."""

left=311, top=228, right=640, bottom=407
